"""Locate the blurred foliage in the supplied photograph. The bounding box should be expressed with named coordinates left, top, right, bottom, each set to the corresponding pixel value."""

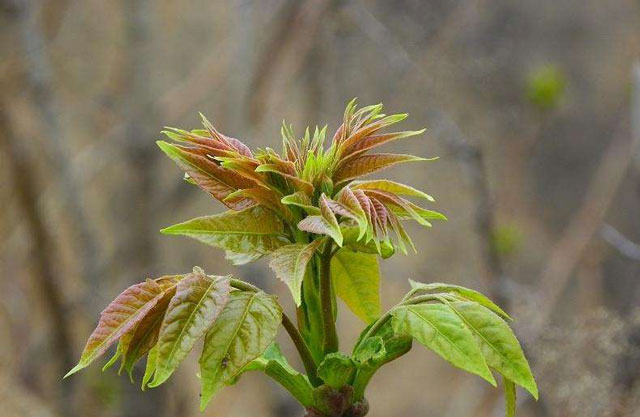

left=525, top=64, right=567, bottom=111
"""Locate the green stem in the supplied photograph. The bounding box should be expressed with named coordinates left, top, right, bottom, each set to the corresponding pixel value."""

left=230, top=279, right=320, bottom=385
left=319, top=242, right=339, bottom=354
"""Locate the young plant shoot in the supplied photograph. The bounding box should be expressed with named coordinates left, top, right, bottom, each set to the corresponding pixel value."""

left=66, top=100, right=537, bottom=416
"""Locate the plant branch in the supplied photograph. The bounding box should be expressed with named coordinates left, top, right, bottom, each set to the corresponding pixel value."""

left=320, top=241, right=339, bottom=354
left=230, top=279, right=320, bottom=386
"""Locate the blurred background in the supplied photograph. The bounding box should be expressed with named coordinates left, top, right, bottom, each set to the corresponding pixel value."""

left=1, top=0, right=640, bottom=416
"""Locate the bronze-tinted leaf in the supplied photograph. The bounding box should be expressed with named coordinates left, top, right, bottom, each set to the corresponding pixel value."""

left=65, top=276, right=183, bottom=377
left=333, top=153, right=428, bottom=184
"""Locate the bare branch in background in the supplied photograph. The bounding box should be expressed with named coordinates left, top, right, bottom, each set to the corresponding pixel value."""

left=600, top=224, right=640, bottom=262
left=248, top=0, right=340, bottom=124
left=0, top=102, right=76, bottom=417
left=16, top=0, right=100, bottom=297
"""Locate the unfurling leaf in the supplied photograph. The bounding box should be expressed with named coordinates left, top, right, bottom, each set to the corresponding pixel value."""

left=65, top=276, right=183, bottom=377
left=297, top=194, right=343, bottom=246
left=333, top=153, right=430, bottom=184
left=391, top=303, right=496, bottom=386
left=149, top=270, right=231, bottom=387
left=161, top=206, right=289, bottom=262
left=199, top=291, right=282, bottom=410
left=317, top=353, right=356, bottom=389
left=351, top=179, right=434, bottom=202
left=244, top=343, right=314, bottom=407
left=269, top=238, right=326, bottom=306
left=331, top=248, right=381, bottom=324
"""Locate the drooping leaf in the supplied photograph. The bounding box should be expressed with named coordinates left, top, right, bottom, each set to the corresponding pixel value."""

left=161, top=206, right=289, bottom=261
left=333, top=153, right=429, bottom=184
left=119, top=283, right=177, bottom=378
left=341, top=227, right=394, bottom=259
left=317, top=352, right=356, bottom=389
left=336, top=187, right=368, bottom=238
left=65, top=276, right=183, bottom=377
left=199, top=291, right=282, bottom=410
left=391, top=303, right=496, bottom=386
left=149, top=270, right=231, bottom=387
left=408, top=280, right=511, bottom=320
left=297, top=194, right=343, bottom=246
left=331, top=248, right=381, bottom=324
left=141, top=344, right=158, bottom=390
left=447, top=301, right=538, bottom=399
left=268, top=238, right=326, bottom=306
left=157, top=141, right=255, bottom=210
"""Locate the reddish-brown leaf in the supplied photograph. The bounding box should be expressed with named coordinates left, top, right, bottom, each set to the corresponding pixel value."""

left=333, top=154, right=426, bottom=184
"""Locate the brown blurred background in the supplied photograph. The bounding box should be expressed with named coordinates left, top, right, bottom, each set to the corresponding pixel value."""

left=1, top=0, right=640, bottom=416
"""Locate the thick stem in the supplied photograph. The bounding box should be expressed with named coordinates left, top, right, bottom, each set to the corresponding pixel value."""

left=319, top=242, right=339, bottom=354
left=230, top=279, right=320, bottom=385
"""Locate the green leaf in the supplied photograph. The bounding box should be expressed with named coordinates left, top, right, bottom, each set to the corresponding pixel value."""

left=281, top=191, right=320, bottom=215
left=141, top=345, right=158, bottom=390
left=161, top=206, right=289, bottom=262
left=244, top=343, right=314, bottom=407
left=149, top=270, right=231, bottom=387
left=341, top=226, right=394, bottom=259
left=351, top=180, right=434, bottom=202
left=317, top=353, right=356, bottom=389
left=199, top=291, right=282, bottom=410
left=269, top=238, right=326, bottom=306
left=65, top=276, right=183, bottom=377
left=297, top=195, right=344, bottom=246
left=331, top=249, right=381, bottom=324
left=447, top=300, right=538, bottom=399
left=408, top=280, right=511, bottom=320
left=504, top=377, right=517, bottom=417
left=392, top=303, right=496, bottom=386
left=351, top=323, right=412, bottom=400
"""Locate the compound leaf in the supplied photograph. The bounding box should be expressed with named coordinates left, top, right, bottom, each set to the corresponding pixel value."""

left=392, top=303, right=496, bottom=386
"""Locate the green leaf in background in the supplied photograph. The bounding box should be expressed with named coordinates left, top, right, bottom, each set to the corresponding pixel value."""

left=408, top=280, right=511, bottom=320
left=447, top=300, right=538, bottom=399
left=161, top=206, right=289, bottom=262
left=391, top=303, right=496, bottom=386
left=65, top=276, right=183, bottom=377
left=149, top=270, right=231, bottom=387
left=331, top=248, right=381, bottom=324
left=199, top=290, right=282, bottom=410
left=269, top=238, right=326, bottom=306
left=504, top=376, right=517, bottom=417
left=317, top=352, right=356, bottom=389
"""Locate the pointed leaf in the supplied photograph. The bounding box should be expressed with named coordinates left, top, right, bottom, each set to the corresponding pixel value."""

left=161, top=206, right=289, bottom=261
left=65, top=276, right=183, bottom=377
left=392, top=303, right=496, bottom=386
left=269, top=239, right=325, bottom=306
left=149, top=271, right=231, bottom=387
left=157, top=141, right=255, bottom=210
left=199, top=291, right=282, bottom=410
left=331, top=248, right=381, bottom=324
left=352, top=179, right=434, bottom=201
left=447, top=301, right=538, bottom=399
left=409, top=280, right=511, bottom=320
left=341, top=227, right=394, bottom=259
left=281, top=191, right=321, bottom=215
left=333, top=154, right=429, bottom=184
left=297, top=195, right=343, bottom=246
